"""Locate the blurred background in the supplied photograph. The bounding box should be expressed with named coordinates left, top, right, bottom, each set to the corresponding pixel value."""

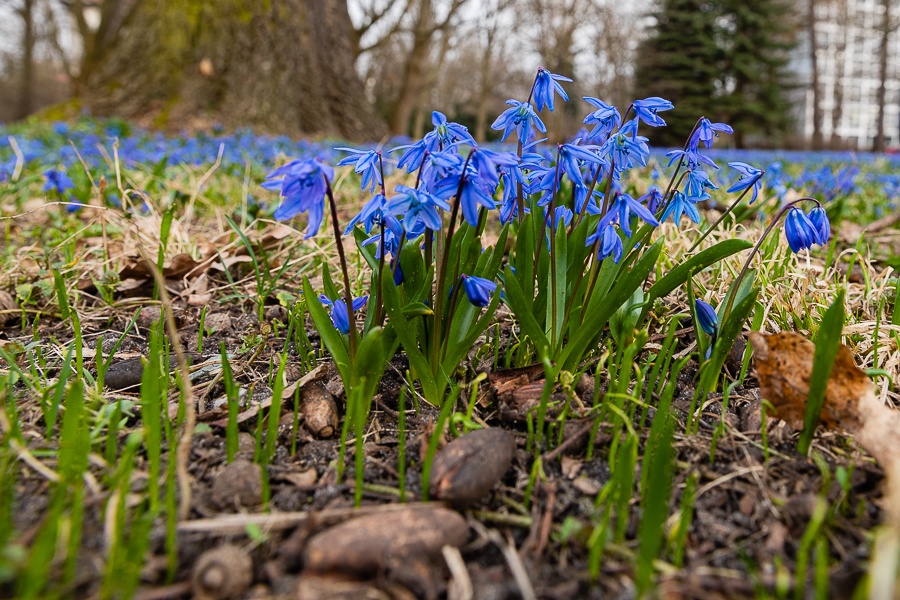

left=0, top=0, right=897, bottom=150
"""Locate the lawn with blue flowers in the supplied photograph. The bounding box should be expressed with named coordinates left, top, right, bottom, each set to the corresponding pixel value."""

left=2, top=81, right=900, bottom=598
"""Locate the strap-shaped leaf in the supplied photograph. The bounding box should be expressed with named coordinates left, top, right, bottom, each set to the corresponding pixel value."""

left=503, top=265, right=551, bottom=360
left=302, top=276, right=350, bottom=382
left=380, top=265, right=440, bottom=401
left=560, top=240, right=662, bottom=371
left=642, top=239, right=752, bottom=321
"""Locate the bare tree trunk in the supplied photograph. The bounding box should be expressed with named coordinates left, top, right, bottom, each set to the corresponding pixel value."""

left=16, top=0, right=36, bottom=120
left=80, top=0, right=385, bottom=140
left=808, top=0, right=824, bottom=149
left=474, top=26, right=496, bottom=142
left=389, top=0, right=433, bottom=135
left=830, top=0, right=849, bottom=147
left=874, top=0, right=893, bottom=151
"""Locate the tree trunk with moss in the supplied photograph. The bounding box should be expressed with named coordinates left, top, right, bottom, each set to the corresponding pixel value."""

left=82, top=0, right=385, bottom=140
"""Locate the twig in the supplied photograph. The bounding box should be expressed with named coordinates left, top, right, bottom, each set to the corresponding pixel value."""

left=178, top=502, right=445, bottom=535
left=442, top=545, right=474, bottom=600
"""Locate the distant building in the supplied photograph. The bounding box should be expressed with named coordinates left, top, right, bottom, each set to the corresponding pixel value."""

left=793, top=0, right=900, bottom=149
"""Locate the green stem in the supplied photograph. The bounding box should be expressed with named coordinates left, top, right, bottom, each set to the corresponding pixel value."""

left=431, top=150, right=476, bottom=373
left=324, top=179, right=356, bottom=359
left=688, top=174, right=762, bottom=253
left=721, top=197, right=821, bottom=324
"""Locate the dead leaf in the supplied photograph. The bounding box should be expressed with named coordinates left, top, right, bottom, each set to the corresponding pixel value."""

left=0, top=290, right=16, bottom=325
left=750, top=331, right=900, bottom=527
left=748, top=332, right=870, bottom=432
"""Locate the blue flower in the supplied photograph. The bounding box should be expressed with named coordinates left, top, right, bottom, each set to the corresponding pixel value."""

left=640, top=188, right=665, bottom=214
left=632, top=97, right=674, bottom=127
left=394, top=140, right=428, bottom=173
left=43, top=168, right=75, bottom=195
left=808, top=206, right=831, bottom=246
left=470, top=148, right=519, bottom=189
left=385, top=185, right=450, bottom=232
left=335, top=147, right=382, bottom=192
left=319, top=295, right=368, bottom=335
left=685, top=169, right=718, bottom=201
left=586, top=221, right=623, bottom=263
left=784, top=207, right=818, bottom=252
left=694, top=299, right=719, bottom=336
left=533, top=67, right=572, bottom=112
left=726, top=162, right=764, bottom=204
left=582, top=97, right=622, bottom=141
left=433, top=168, right=496, bottom=227
left=558, top=143, right=605, bottom=186
left=362, top=215, right=404, bottom=259
left=601, top=192, right=659, bottom=236
left=660, top=190, right=701, bottom=225
left=344, top=193, right=386, bottom=235
left=492, top=100, right=546, bottom=143
left=601, top=119, right=649, bottom=170
left=429, top=111, right=476, bottom=149
left=692, top=118, right=733, bottom=149
left=262, top=158, right=333, bottom=238
left=461, top=274, right=497, bottom=307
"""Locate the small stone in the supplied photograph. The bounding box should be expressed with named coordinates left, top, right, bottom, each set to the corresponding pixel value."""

left=429, top=428, right=515, bottom=508
left=303, top=506, right=468, bottom=577
left=137, top=306, right=162, bottom=330
left=204, top=312, right=232, bottom=333
left=264, top=305, right=288, bottom=323
left=300, top=383, right=339, bottom=439
left=211, top=459, right=263, bottom=510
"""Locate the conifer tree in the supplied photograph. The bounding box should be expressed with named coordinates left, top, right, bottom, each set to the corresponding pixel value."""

left=718, top=0, right=797, bottom=146
left=635, top=0, right=797, bottom=147
left=634, top=0, right=722, bottom=146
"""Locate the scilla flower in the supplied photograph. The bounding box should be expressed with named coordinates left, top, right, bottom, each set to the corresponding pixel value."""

left=694, top=299, right=719, bottom=337
left=660, top=190, right=701, bottom=225
left=784, top=207, right=818, bottom=252
left=461, top=274, right=497, bottom=307
left=582, top=97, right=622, bottom=141
left=532, top=67, right=572, bottom=112
left=43, top=168, right=75, bottom=195
left=385, top=185, right=450, bottom=232
left=318, top=295, right=368, bottom=335
left=808, top=206, right=831, bottom=246
left=492, top=100, right=546, bottom=143
left=632, top=97, right=674, bottom=127
left=692, top=118, right=733, bottom=149
left=726, top=162, right=764, bottom=204
left=261, top=158, right=333, bottom=238
left=586, top=221, right=623, bottom=263
left=335, top=147, right=382, bottom=192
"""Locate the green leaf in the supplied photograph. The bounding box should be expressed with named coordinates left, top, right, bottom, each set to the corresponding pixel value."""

left=690, top=286, right=759, bottom=432
left=321, top=264, right=340, bottom=301
left=380, top=265, right=440, bottom=401
left=798, top=290, right=846, bottom=455
left=642, top=239, right=753, bottom=321
left=559, top=240, right=662, bottom=371
left=502, top=265, right=550, bottom=359
left=443, top=290, right=502, bottom=375
left=302, top=277, right=350, bottom=382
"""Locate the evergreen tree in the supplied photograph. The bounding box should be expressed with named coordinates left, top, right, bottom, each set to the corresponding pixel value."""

left=634, top=0, right=722, bottom=146
left=718, top=0, right=797, bottom=146
left=634, top=0, right=798, bottom=147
